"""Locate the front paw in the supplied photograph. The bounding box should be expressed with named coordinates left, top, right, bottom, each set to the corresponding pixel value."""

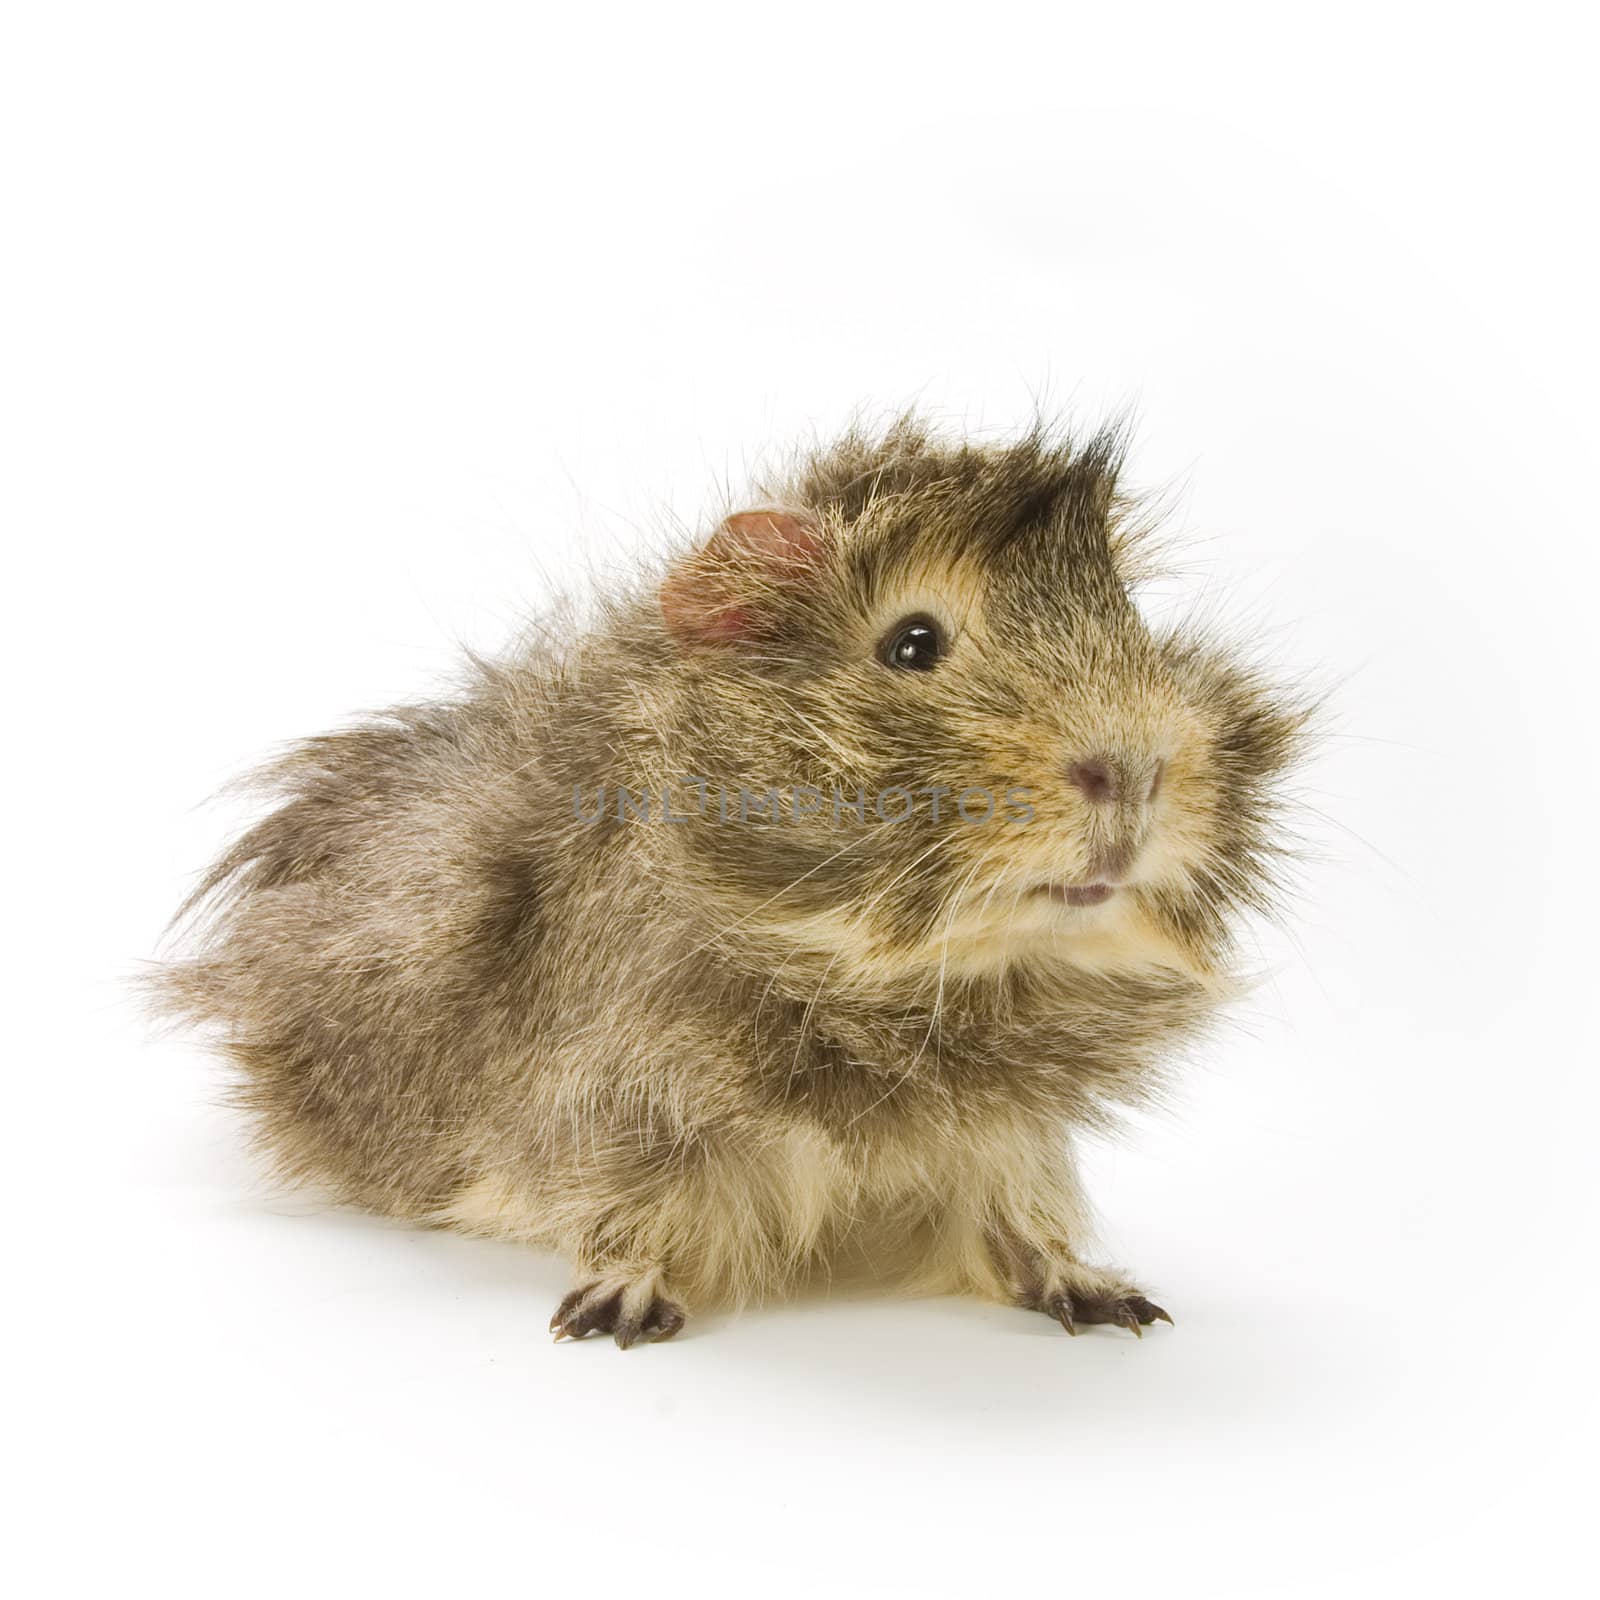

left=549, top=1272, right=686, bottom=1349
left=1030, top=1264, right=1173, bottom=1338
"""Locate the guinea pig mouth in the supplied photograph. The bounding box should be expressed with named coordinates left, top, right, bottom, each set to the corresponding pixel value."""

left=1036, top=882, right=1118, bottom=909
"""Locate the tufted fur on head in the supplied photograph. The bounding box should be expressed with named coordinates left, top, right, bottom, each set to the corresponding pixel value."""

left=151, top=414, right=1315, bottom=1344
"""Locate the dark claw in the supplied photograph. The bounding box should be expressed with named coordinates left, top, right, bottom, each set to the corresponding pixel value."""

left=612, top=1297, right=684, bottom=1349
left=1045, top=1294, right=1078, bottom=1335
left=549, top=1287, right=587, bottom=1335
left=1125, top=1295, right=1174, bottom=1327
left=643, top=1300, right=686, bottom=1341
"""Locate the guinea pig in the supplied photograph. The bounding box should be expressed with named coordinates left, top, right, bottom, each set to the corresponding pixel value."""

left=153, top=415, right=1312, bottom=1347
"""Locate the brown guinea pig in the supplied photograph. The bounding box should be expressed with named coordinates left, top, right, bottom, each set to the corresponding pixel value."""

left=153, top=415, right=1313, bottom=1346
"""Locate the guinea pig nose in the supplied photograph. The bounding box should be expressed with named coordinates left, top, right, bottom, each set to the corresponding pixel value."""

left=1065, top=757, right=1121, bottom=804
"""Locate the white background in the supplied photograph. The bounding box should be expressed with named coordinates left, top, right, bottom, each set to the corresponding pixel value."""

left=5, top=4, right=1596, bottom=1596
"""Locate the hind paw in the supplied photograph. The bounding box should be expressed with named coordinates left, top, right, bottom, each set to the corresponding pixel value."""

left=549, top=1273, right=686, bottom=1349
left=1043, top=1286, right=1173, bottom=1337
left=1022, top=1261, right=1173, bottom=1339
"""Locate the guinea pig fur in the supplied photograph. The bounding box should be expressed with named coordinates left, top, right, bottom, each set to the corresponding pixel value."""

left=153, top=415, right=1313, bottom=1347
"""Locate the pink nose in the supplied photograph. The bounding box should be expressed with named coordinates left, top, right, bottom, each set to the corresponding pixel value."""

left=1065, top=757, right=1121, bottom=804
left=1066, top=757, right=1165, bottom=806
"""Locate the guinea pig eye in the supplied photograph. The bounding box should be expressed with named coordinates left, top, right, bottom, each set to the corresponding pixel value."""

left=879, top=616, right=944, bottom=672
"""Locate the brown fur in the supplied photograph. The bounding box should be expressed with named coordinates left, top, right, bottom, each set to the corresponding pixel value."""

left=150, top=415, right=1313, bottom=1344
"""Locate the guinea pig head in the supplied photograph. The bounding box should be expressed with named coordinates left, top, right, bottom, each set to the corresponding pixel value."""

left=654, top=423, right=1309, bottom=984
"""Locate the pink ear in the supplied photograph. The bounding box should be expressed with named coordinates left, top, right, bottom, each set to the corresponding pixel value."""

left=661, top=507, right=825, bottom=645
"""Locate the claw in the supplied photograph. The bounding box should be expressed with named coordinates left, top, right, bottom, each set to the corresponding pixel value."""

left=645, top=1302, right=686, bottom=1342
left=1113, top=1304, right=1144, bottom=1336
left=1124, top=1294, right=1173, bottom=1328
left=549, top=1291, right=579, bottom=1337
left=1044, top=1292, right=1079, bottom=1334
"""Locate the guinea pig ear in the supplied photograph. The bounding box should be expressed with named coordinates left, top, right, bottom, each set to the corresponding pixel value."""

left=660, top=506, right=826, bottom=646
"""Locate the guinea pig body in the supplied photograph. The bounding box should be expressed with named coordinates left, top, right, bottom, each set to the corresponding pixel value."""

left=156, top=418, right=1309, bottom=1346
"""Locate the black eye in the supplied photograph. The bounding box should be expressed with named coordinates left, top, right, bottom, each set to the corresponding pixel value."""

left=880, top=616, right=944, bottom=672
